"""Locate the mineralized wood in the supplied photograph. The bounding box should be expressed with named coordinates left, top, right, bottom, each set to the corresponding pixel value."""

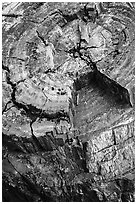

left=2, top=2, right=135, bottom=202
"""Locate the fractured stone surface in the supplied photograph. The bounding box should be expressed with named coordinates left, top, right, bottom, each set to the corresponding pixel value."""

left=2, top=2, right=135, bottom=202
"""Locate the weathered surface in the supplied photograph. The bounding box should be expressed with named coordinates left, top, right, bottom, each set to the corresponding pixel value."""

left=2, top=2, right=135, bottom=202
left=87, top=122, right=134, bottom=179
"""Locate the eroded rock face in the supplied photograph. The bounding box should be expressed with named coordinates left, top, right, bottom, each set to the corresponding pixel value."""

left=2, top=2, right=135, bottom=202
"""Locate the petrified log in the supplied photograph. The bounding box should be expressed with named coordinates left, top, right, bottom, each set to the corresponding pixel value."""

left=2, top=2, right=135, bottom=202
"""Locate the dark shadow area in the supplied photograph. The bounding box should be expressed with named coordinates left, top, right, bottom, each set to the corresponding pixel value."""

left=74, top=69, right=132, bottom=108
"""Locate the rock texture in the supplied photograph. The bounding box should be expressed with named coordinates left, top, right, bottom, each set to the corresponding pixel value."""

left=2, top=2, right=135, bottom=202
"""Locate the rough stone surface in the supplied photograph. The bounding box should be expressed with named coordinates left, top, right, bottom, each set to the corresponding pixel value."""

left=2, top=2, right=135, bottom=202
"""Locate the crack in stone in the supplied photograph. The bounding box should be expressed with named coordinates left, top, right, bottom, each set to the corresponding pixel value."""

left=2, top=101, right=13, bottom=114
left=36, top=30, right=48, bottom=46
left=112, top=129, right=117, bottom=145
left=30, top=121, right=45, bottom=151
left=2, top=14, right=22, bottom=18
